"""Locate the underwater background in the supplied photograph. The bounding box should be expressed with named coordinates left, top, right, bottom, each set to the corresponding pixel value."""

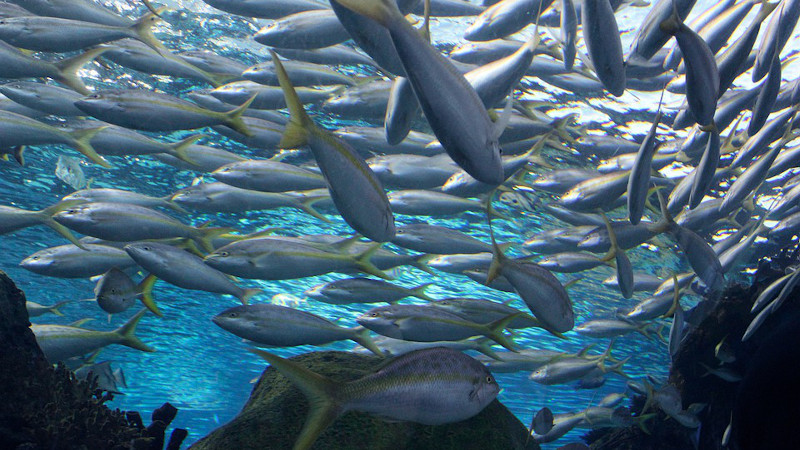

left=0, top=0, right=798, bottom=447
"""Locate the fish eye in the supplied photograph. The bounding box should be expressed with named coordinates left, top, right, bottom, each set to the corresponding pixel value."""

left=370, top=312, right=378, bottom=317
left=219, top=251, right=229, bottom=257
left=228, top=312, right=238, bottom=318
left=486, top=376, right=493, bottom=383
left=32, top=256, right=39, bottom=260
left=142, top=246, right=151, bottom=251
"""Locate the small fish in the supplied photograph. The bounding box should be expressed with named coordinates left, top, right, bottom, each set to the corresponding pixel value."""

left=271, top=50, right=395, bottom=242
left=32, top=308, right=154, bottom=363
left=213, top=303, right=383, bottom=355
left=304, top=277, right=434, bottom=304
left=26, top=300, right=71, bottom=318
left=334, top=0, right=506, bottom=185
left=94, top=268, right=157, bottom=315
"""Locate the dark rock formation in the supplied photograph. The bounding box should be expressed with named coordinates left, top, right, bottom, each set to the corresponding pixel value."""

left=191, top=351, right=539, bottom=450
left=0, top=270, right=186, bottom=450
left=589, top=246, right=800, bottom=450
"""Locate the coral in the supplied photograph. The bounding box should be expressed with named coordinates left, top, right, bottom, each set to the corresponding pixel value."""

left=190, top=351, right=539, bottom=450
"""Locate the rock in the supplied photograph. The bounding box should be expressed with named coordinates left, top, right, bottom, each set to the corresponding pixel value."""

left=0, top=270, right=177, bottom=449
left=191, top=351, right=539, bottom=450
left=589, top=245, right=800, bottom=450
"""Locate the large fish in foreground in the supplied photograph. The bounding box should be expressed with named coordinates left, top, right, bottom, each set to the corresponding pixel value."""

left=332, top=0, right=506, bottom=186
left=250, top=347, right=500, bottom=450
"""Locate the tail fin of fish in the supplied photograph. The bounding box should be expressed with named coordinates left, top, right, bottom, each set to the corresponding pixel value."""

left=333, top=0, right=402, bottom=27
left=473, top=337, right=501, bottom=360
left=299, top=196, right=332, bottom=223
left=485, top=193, right=506, bottom=284
left=41, top=201, right=87, bottom=249
left=410, top=282, right=435, bottom=301
left=54, top=47, right=109, bottom=95
left=354, top=243, right=393, bottom=280
left=194, top=226, right=236, bottom=253
left=238, top=288, right=262, bottom=305
left=115, top=308, right=155, bottom=353
left=222, top=94, right=257, bottom=137
left=48, top=300, right=72, bottom=316
left=137, top=273, right=161, bottom=316
left=167, top=133, right=205, bottom=166
left=271, top=50, right=313, bottom=149
left=68, top=126, right=111, bottom=168
left=249, top=349, right=343, bottom=450
left=130, top=7, right=169, bottom=54
left=352, top=327, right=385, bottom=357
left=659, top=0, right=684, bottom=35
left=484, top=312, right=522, bottom=352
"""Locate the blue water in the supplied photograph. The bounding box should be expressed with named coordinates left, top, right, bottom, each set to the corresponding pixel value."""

left=0, top=0, right=791, bottom=448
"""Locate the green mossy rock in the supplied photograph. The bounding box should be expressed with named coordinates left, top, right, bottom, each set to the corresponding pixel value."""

left=191, top=351, right=539, bottom=450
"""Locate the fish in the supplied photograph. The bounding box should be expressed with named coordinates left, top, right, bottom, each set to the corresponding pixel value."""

left=20, top=243, right=136, bottom=279
left=204, top=237, right=390, bottom=280
left=304, top=277, right=434, bottom=304
left=52, top=202, right=230, bottom=252
left=581, top=0, right=625, bottom=97
left=271, top=49, right=396, bottom=242
left=333, top=0, right=507, bottom=185
left=356, top=303, right=519, bottom=350
left=124, top=241, right=262, bottom=305
left=249, top=347, right=499, bottom=450
left=26, top=300, right=71, bottom=318
left=32, top=308, right=154, bottom=363
left=75, top=89, right=255, bottom=136
left=0, top=9, right=166, bottom=53
left=94, top=268, right=157, bottom=315
left=212, top=303, right=382, bottom=355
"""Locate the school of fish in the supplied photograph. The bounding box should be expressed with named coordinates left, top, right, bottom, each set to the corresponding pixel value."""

left=1, top=0, right=799, bottom=448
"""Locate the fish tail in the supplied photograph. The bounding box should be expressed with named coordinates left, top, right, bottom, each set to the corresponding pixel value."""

left=49, top=300, right=72, bottom=316
left=352, top=327, right=385, bottom=357
left=115, top=308, right=156, bottom=352
left=270, top=50, right=312, bottom=148
left=12, top=146, right=25, bottom=166
left=485, top=312, right=522, bottom=352
left=474, top=337, right=501, bottom=360
left=410, top=282, right=435, bottom=301
left=333, top=0, right=401, bottom=27
left=161, top=194, right=190, bottom=214
left=69, top=126, right=111, bottom=168
left=658, top=0, right=683, bottom=34
left=224, top=94, right=257, bottom=137
left=355, top=243, right=393, bottom=280
left=54, top=47, right=109, bottom=95
left=167, top=133, right=206, bottom=166
left=249, top=349, right=342, bottom=450
left=485, top=193, right=506, bottom=284
left=137, top=273, right=162, bottom=317
left=131, top=7, right=169, bottom=54
left=300, top=196, right=332, bottom=223
left=757, top=1, right=780, bottom=21
left=238, top=288, right=262, bottom=305
left=196, top=226, right=236, bottom=253
left=650, top=189, right=675, bottom=234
